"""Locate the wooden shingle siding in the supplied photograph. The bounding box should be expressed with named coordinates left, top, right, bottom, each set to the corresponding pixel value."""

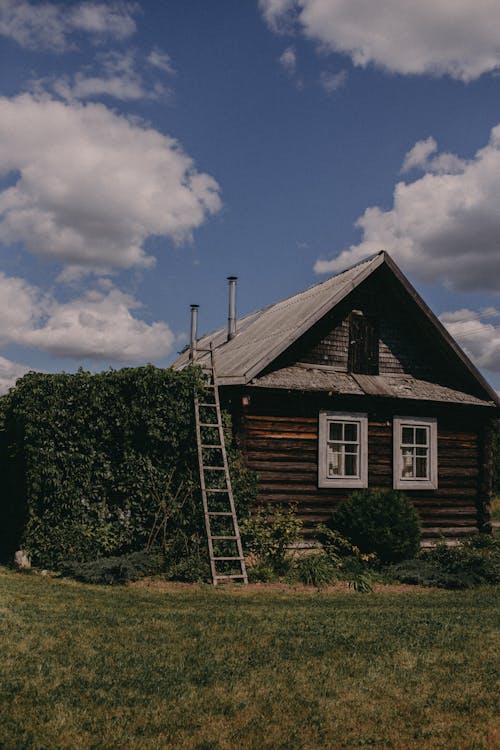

left=239, top=403, right=482, bottom=541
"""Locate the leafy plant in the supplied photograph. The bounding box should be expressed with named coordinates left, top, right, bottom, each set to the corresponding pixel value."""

left=330, top=489, right=421, bottom=564
left=240, top=504, right=302, bottom=575
left=60, top=550, right=165, bottom=585
left=390, top=535, right=500, bottom=589
left=294, top=552, right=338, bottom=588
left=0, top=366, right=256, bottom=574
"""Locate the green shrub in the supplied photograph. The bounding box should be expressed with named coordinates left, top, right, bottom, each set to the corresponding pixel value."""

left=240, top=504, right=302, bottom=575
left=390, top=536, right=500, bottom=589
left=316, top=524, right=361, bottom=565
left=60, top=550, right=165, bottom=585
left=330, top=489, right=421, bottom=564
left=0, top=366, right=256, bottom=574
left=247, top=563, right=277, bottom=583
left=294, top=552, right=338, bottom=587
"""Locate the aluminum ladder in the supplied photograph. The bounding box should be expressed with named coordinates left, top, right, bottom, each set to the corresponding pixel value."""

left=193, top=344, right=248, bottom=585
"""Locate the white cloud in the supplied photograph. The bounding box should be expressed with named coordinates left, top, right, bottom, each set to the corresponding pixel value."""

left=147, top=48, right=176, bottom=76
left=0, top=0, right=137, bottom=52
left=319, top=69, right=347, bottom=93
left=314, top=125, right=500, bottom=291
left=0, top=94, right=221, bottom=273
left=0, top=271, right=175, bottom=362
left=401, top=136, right=467, bottom=175
left=260, top=0, right=500, bottom=81
left=441, top=308, right=500, bottom=373
left=51, top=50, right=168, bottom=102
left=279, top=46, right=297, bottom=74
left=259, top=0, right=296, bottom=33
left=0, top=356, right=32, bottom=395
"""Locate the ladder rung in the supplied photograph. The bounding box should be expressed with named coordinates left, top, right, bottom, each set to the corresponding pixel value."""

left=215, top=574, right=246, bottom=580
left=203, top=466, right=225, bottom=471
left=207, top=511, right=233, bottom=515
left=212, top=535, right=238, bottom=540
left=213, top=556, right=244, bottom=561
left=201, top=444, right=223, bottom=449
left=205, top=488, right=228, bottom=493
left=199, top=422, right=219, bottom=427
left=198, top=402, right=217, bottom=407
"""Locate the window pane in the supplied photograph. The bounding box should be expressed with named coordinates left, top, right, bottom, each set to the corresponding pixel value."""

left=344, top=422, right=358, bottom=442
left=416, top=447, right=427, bottom=457
left=345, top=453, right=358, bottom=476
left=329, top=422, right=342, bottom=441
left=415, top=427, right=428, bottom=445
left=415, top=457, right=428, bottom=478
left=402, top=426, right=413, bottom=444
left=401, top=448, right=414, bottom=478
left=327, top=445, right=341, bottom=477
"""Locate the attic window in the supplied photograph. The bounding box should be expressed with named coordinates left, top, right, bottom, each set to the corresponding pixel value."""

left=348, top=311, right=379, bottom=375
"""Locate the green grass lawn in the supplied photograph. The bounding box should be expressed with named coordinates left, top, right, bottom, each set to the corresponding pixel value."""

left=0, top=568, right=499, bottom=750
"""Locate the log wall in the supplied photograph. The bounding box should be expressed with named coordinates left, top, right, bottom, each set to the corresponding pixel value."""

left=234, top=392, right=488, bottom=541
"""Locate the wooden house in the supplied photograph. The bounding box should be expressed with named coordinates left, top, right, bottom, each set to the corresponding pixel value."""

left=173, top=252, right=500, bottom=542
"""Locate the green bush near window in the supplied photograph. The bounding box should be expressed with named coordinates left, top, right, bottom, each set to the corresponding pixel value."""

left=240, top=503, right=302, bottom=575
left=330, top=489, right=421, bottom=564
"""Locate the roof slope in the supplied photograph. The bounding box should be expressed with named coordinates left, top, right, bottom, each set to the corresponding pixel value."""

left=172, top=251, right=499, bottom=407
left=173, top=252, right=384, bottom=383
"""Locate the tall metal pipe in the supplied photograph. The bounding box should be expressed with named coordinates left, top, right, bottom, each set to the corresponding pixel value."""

left=227, top=276, right=237, bottom=341
left=189, top=304, right=199, bottom=360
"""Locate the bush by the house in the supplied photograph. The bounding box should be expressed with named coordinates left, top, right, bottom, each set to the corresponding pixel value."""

left=294, top=552, right=338, bottom=587
left=240, top=503, right=302, bottom=575
left=329, top=489, right=421, bottom=564
left=390, top=535, right=500, bottom=589
left=0, top=367, right=256, bottom=574
left=60, top=550, right=165, bottom=585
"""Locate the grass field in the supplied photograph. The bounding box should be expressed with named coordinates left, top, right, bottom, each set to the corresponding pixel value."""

left=0, top=567, right=499, bottom=750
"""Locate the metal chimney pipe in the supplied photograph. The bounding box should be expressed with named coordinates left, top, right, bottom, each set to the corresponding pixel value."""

left=189, top=304, right=199, bottom=360
left=227, top=276, right=237, bottom=341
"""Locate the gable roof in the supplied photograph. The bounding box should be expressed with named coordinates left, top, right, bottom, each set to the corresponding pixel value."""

left=172, top=251, right=500, bottom=407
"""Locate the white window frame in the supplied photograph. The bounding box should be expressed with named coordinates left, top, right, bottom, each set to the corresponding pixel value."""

left=393, top=416, right=438, bottom=490
left=318, top=411, right=368, bottom=488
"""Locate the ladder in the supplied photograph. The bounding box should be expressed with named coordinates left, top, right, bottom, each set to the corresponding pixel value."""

left=194, top=344, right=248, bottom=585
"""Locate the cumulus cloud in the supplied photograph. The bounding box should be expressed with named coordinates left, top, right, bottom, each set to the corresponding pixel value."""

left=0, top=94, right=221, bottom=273
left=441, top=308, right=500, bottom=373
left=314, top=125, right=500, bottom=291
left=0, top=0, right=137, bottom=51
left=0, top=271, right=175, bottom=362
left=0, top=356, right=32, bottom=394
left=260, top=0, right=500, bottom=81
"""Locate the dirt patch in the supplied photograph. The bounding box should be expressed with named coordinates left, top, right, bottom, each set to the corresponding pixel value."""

left=131, top=578, right=430, bottom=595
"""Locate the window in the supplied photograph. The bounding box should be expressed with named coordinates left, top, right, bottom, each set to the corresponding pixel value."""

left=348, top=311, right=379, bottom=375
left=393, top=416, right=437, bottom=490
left=318, top=412, right=368, bottom=488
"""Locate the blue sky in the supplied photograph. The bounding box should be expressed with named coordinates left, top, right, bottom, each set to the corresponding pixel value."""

left=1, top=0, right=500, bottom=393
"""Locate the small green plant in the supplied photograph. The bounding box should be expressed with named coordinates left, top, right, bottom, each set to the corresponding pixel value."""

left=60, top=550, right=165, bottom=585
left=330, top=489, right=421, bottom=564
left=347, top=571, right=374, bottom=593
left=240, top=504, right=302, bottom=575
left=294, top=552, right=338, bottom=588
left=316, top=524, right=360, bottom=564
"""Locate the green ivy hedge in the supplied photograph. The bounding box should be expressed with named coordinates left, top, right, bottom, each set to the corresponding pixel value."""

left=0, top=366, right=255, bottom=569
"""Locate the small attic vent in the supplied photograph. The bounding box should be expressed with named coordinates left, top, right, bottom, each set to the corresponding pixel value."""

left=348, top=311, right=379, bottom=375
